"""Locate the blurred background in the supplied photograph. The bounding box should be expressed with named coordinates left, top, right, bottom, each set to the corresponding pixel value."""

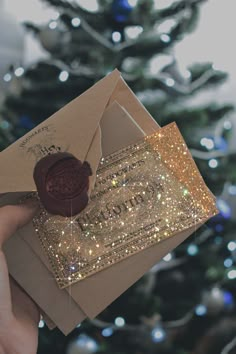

left=1, top=0, right=236, bottom=353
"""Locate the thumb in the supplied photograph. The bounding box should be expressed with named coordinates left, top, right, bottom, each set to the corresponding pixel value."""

left=0, top=199, right=39, bottom=247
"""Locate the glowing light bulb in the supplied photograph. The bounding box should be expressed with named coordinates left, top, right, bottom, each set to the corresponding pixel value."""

left=151, top=327, right=166, bottom=343
left=71, top=18, right=81, bottom=27
left=227, top=269, right=236, bottom=279
left=165, top=78, right=175, bottom=87
left=200, top=137, right=214, bottom=150
left=208, top=159, right=218, bottom=168
left=115, top=317, right=125, bottom=327
left=187, top=244, right=199, bottom=256
left=15, top=67, right=24, bottom=77
left=163, top=253, right=172, bottom=262
left=160, top=34, right=171, bottom=43
left=112, top=31, right=122, bottom=43
left=59, top=71, right=69, bottom=82
left=38, top=320, right=45, bottom=328
left=102, top=328, right=114, bottom=337
left=3, top=73, right=12, bottom=82
left=195, top=304, right=207, bottom=316
left=227, top=241, right=236, bottom=252
left=49, top=21, right=57, bottom=29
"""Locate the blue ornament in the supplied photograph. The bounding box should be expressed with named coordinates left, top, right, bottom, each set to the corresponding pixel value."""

left=223, top=290, right=234, bottom=308
left=216, top=198, right=231, bottom=220
left=102, top=327, right=114, bottom=337
left=112, top=0, right=134, bottom=22
left=214, top=136, right=228, bottom=152
left=19, top=115, right=35, bottom=130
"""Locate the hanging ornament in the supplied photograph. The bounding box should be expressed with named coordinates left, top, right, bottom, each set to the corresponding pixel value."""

left=18, top=115, right=36, bottom=130
left=67, top=334, right=98, bottom=354
left=112, top=0, right=134, bottom=23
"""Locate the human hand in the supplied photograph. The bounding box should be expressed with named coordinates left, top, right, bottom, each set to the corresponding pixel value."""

left=0, top=199, right=40, bottom=354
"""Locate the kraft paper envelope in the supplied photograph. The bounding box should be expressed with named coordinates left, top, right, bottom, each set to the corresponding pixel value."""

left=1, top=101, right=154, bottom=333
left=0, top=70, right=216, bottom=334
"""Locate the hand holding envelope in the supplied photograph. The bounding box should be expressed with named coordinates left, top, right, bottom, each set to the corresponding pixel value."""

left=0, top=70, right=218, bottom=334
left=0, top=200, right=40, bottom=354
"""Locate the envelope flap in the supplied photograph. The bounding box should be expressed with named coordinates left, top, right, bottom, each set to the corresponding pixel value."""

left=0, top=69, right=121, bottom=193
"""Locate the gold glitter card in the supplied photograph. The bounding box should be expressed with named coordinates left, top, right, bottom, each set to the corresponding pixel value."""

left=33, top=122, right=218, bottom=289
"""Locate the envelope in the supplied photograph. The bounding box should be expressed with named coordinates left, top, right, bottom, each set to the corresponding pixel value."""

left=0, top=70, right=217, bottom=334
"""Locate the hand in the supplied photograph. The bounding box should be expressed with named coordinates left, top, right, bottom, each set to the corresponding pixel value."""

left=0, top=200, right=40, bottom=354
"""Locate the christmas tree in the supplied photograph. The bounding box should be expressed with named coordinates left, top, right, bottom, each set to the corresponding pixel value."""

left=1, top=1, right=236, bottom=353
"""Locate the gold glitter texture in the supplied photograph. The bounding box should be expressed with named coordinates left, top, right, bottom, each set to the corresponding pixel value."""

left=32, top=123, right=218, bottom=289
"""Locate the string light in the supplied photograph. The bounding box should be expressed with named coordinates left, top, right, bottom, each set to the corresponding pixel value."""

left=187, top=244, right=199, bottom=256
left=59, top=71, right=69, bottom=82
left=14, top=67, right=24, bottom=77
left=49, top=21, right=58, bottom=29
left=200, top=137, right=214, bottom=150
left=112, top=31, right=122, bottom=43
left=163, top=253, right=172, bottom=262
left=102, top=328, right=114, bottom=337
left=151, top=327, right=166, bottom=343
left=227, top=269, right=236, bottom=280
left=227, top=241, right=236, bottom=252
left=165, top=78, right=175, bottom=87
left=38, top=320, right=45, bottom=328
left=114, top=317, right=126, bottom=327
left=71, top=18, right=81, bottom=27
left=208, top=159, right=218, bottom=168
left=160, top=34, right=171, bottom=43
left=224, top=258, right=233, bottom=268
left=195, top=304, right=207, bottom=316
left=3, top=73, right=12, bottom=82
left=224, top=120, right=232, bottom=130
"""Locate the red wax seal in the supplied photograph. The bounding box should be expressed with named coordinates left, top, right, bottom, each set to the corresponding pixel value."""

left=33, top=152, right=92, bottom=217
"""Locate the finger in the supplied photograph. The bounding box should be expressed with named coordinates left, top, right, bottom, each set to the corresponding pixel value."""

left=0, top=200, right=39, bottom=323
left=0, top=200, right=39, bottom=247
